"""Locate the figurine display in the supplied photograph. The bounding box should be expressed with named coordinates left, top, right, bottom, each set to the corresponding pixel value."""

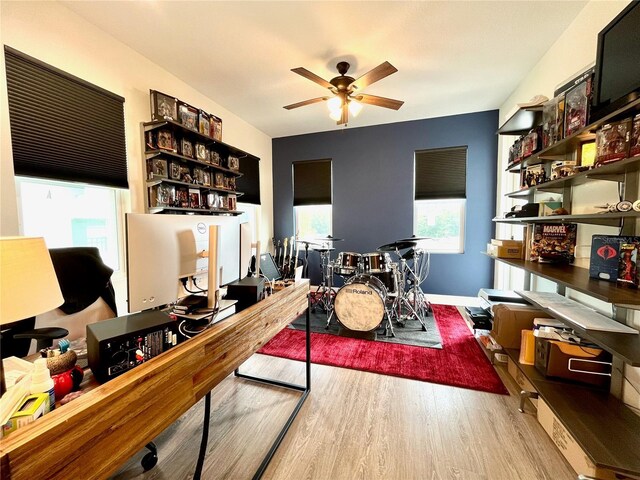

left=595, top=118, right=631, bottom=167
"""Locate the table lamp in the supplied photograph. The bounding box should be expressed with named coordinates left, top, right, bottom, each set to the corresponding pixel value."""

left=0, top=237, right=64, bottom=394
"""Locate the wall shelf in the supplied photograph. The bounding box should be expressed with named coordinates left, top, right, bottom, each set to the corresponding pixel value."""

left=145, top=150, right=243, bottom=177
left=505, top=97, right=640, bottom=171
left=144, top=119, right=258, bottom=161
left=146, top=177, right=244, bottom=197
left=505, top=156, right=640, bottom=198
left=484, top=255, right=640, bottom=306
left=497, top=106, right=543, bottom=136
left=148, top=206, right=243, bottom=216
left=503, top=349, right=640, bottom=476
left=493, top=212, right=637, bottom=227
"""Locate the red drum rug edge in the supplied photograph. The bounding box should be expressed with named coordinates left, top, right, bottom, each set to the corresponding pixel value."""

left=258, top=304, right=508, bottom=395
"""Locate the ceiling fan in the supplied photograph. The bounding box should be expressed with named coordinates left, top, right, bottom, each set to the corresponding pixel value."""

left=284, top=61, right=404, bottom=125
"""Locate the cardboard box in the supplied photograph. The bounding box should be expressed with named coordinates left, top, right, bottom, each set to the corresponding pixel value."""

left=491, top=239, right=522, bottom=247
left=487, top=243, right=522, bottom=259
left=490, top=304, right=552, bottom=349
left=2, top=393, right=48, bottom=436
left=537, top=399, right=616, bottom=480
left=507, top=357, right=537, bottom=399
left=534, top=338, right=612, bottom=388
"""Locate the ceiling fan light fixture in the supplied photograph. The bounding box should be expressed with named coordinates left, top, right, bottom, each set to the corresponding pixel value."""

left=348, top=99, right=363, bottom=117
left=327, top=96, right=342, bottom=113
left=329, top=109, right=342, bottom=121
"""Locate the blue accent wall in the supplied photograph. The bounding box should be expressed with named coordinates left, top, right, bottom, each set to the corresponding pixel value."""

left=272, top=110, right=498, bottom=296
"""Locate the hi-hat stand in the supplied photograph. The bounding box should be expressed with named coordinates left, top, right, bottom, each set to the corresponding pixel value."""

left=391, top=248, right=430, bottom=330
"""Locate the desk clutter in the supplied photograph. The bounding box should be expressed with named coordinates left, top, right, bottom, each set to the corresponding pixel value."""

left=1, top=339, right=84, bottom=437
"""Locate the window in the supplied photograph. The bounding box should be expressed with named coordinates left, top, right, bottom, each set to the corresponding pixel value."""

left=294, top=204, right=332, bottom=239
left=16, top=177, right=123, bottom=271
left=414, top=199, right=465, bottom=253
left=414, top=146, right=467, bottom=253
left=293, top=159, right=332, bottom=239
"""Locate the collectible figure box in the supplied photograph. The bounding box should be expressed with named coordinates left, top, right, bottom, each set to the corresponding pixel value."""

left=564, top=73, right=593, bottom=138
left=631, top=114, right=640, bottom=157
left=522, top=127, right=542, bottom=158
left=521, top=164, right=547, bottom=188
left=150, top=90, right=178, bottom=122
left=529, top=223, right=577, bottom=263
left=542, top=95, right=565, bottom=148
left=589, top=235, right=640, bottom=281
left=618, top=242, right=640, bottom=288
left=595, top=118, right=631, bottom=167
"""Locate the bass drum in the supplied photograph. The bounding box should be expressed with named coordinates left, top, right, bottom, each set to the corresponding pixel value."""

left=334, top=274, right=387, bottom=332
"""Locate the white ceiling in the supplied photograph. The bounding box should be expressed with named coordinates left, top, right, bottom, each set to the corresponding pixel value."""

left=62, top=1, right=588, bottom=138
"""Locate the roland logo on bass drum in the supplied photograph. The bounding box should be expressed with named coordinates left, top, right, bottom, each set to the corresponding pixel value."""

left=346, top=288, right=372, bottom=295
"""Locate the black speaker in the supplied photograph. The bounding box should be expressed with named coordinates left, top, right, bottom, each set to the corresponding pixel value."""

left=225, top=277, right=265, bottom=312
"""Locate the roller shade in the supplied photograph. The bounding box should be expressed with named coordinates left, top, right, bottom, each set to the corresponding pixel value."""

left=293, top=159, right=332, bottom=206
left=415, top=146, right=467, bottom=200
left=236, top=155, right=260, bottom=204
left=4, top=46, right=128, bottom=189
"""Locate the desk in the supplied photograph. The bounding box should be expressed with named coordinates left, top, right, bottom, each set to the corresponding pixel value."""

left=0, top=279, right=310, bottom=480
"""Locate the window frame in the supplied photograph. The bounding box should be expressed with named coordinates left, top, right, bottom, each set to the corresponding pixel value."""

left=293, top=204, right=333, bottom=240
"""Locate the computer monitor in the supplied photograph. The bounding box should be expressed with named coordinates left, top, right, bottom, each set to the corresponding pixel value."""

left=259, top=253, right=281, bottom=281
left=126, top=213, right=245, bottom=313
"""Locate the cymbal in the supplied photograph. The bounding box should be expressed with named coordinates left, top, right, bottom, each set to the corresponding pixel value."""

left=314, top=235, right=344, bottom=242
left=312, top=247, right=335, bottom=253
left=397, top=235, right=432, bottom=242
left=377, top=240, right=416, bottom=252
left=298, top=239, right=321, bottom=246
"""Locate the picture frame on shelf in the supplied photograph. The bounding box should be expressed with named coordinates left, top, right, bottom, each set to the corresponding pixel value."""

left=214, top=172, right=225, bottom=188
left=227, top=155, right=240, bottom=171
left=176, top=187, right=189, bottom=208
left=189, top=188, right=201, bottom=209
left=199, top=110, right=210, bottom=137
left=150, top=90, right=178, bottom=122
left=178, top=101, right=199, bottom=132
left=179, top=138, right=194, bottom=159
left=210, top=114, right=222, bottom=141
left=195, top=142, right=209, bottom=162
left=147, top=158, right=168, bottom=179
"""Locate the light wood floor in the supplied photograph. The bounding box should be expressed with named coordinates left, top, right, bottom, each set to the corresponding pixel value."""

left=111, top=352, right=576, bottom=480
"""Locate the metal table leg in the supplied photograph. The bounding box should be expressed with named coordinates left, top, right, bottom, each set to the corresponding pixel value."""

left=193, top=297, right=312, bottom=480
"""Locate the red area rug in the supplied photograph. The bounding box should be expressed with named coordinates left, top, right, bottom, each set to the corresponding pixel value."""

left=259, top=304, right=508, bottom=395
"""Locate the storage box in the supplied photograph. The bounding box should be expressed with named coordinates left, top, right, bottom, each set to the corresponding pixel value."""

left=2, top=393, right=48, bottom=436
left=490, top=304, right=552, bottom=349
left=534, top=338, right=611, bottom=388
left=590, top=235, right=640, bottom=282
left=537, top=399, right=616, bottom=480
left=487, top=242, right=522, bottom=259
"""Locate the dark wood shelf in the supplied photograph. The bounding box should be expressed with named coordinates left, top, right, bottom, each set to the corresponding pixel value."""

left=503, top=349, right=640, bottom=476
left=145, top=150, right=243, bottom=177
left=506, top=97, right=640, bottom=170
left=513, top=296, right=640, bottom=365
left=148, top=206, right=243, bottom=216
left=144, top=120, right=258, bottom=161
left=506, top=156, right=640, bottom=197
left=146, top=177, right=243, bottom=197
left=484, top=255, right=640, bottom=306
left=497, top=106, right=543, bottom=136
left=493, top=211, right=638, bottom=227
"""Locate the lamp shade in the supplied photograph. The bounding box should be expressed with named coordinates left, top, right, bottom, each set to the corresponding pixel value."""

left=0, top=237, right=63, bottom=325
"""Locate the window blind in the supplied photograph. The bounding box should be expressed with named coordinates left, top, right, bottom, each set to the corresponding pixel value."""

left=4, top=46, right=128, bottom=189
left=293, top=159, right=332, bottom=206
left=236, top=155, right=260, bottom=204
left=414, top=146, right=467, bottom=200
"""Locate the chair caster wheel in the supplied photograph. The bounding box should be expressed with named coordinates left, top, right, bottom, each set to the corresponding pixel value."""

left=141, top=452, right=158, bottom=471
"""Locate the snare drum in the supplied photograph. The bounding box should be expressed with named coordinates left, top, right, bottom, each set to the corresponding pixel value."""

left=361, top=252, right=390, bottom=273
left=335, top=252, right=361, bottom=276
left=334, top=274, right=387, bottom=331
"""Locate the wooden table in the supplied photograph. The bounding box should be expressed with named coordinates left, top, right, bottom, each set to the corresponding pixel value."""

left=0, top=279, right=310, bottom=480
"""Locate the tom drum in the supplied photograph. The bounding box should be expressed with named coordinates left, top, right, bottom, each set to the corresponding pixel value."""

left=335, top=252, right=361, bottom=276
left=334, top=274, right=387, bottom=331
left=361, top=252, right=390, bottom=273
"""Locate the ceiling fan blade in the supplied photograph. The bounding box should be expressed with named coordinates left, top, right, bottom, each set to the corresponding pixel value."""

left=349, top=61, right=398, bottom=91
left=337, top=102, right=348, bottom=125
left=354, top=93, right=404, bottom=110
left=283, top=97, right=329, bottom=110
left=291, top=67, right=334, bottom=90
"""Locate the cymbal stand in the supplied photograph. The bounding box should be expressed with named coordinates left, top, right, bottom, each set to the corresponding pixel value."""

left=393, top=249, right=429, bottom=331
left=311, top=249, right=334, bottom=318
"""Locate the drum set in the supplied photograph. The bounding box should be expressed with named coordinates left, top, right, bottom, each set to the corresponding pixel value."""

left=308, top=236, right=431, bottom=338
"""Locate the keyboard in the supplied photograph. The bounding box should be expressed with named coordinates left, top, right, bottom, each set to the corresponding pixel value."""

left=516, top=291, right=638, bottom=334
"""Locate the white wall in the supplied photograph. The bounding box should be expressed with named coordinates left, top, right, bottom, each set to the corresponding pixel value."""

left=0, top=0, right=273, bottom=252
left=495, top=0, right=639, bottom=411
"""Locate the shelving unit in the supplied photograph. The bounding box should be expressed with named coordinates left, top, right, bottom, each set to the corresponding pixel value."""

left=142, top=116, right=258, bottom=215
left=503, top=349, right=640, bottom=477
left=493, top=211, right=638, bottom=228
left=497, top=105, right=543, bottom=136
